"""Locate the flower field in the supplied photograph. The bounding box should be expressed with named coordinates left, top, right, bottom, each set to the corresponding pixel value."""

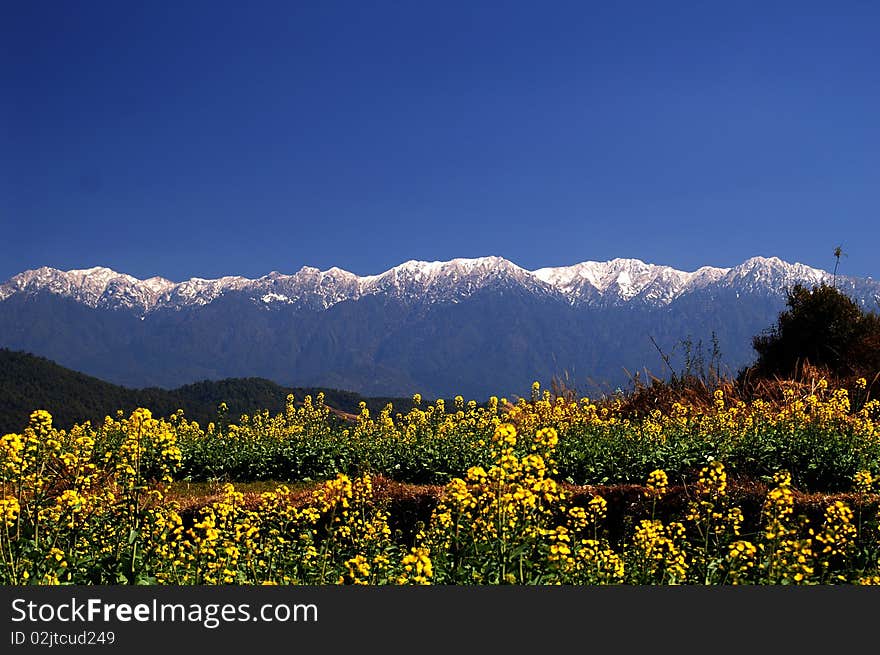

left=2, top=381, right=880, bottom=585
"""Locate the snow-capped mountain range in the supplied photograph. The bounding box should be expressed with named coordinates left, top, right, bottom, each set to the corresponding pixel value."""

left=0, top=255, right=852, bottom=314
left=1, top=255, right=877, bottom=398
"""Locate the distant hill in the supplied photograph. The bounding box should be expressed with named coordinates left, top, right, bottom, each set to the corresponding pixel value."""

left=0, top=349, right=415, bottom=433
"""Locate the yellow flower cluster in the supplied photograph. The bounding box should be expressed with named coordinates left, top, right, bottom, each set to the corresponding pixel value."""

left=630, top=519, right=689, bottom=584
left=854, top=470, right=875, bottom=494
left=696, top=461, right=727, bottom=499
left=0, top=498, right=19, bottom=527
left=726, top=540, right=758, bottom=584
left=2, top=381, right=880, bottom=585
left=398, top=547, right=433, bottom=585
left=646, top=469, right=669, bottom=498
left=812, top=501, right=856, bottom=562
left=762, top=471, right=795, bottom=541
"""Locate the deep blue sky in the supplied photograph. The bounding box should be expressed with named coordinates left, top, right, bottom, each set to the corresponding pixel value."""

left=2, top=1, right=878, bottom=282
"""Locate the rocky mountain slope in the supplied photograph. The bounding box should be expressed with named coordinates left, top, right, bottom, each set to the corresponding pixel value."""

left=2, top=256, right=877, bottom=398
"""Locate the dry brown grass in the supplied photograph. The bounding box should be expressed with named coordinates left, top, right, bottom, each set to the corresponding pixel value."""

left=553, top=361, right=880, bottom=419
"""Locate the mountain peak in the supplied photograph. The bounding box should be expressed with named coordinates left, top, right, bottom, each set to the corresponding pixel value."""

left=0, top=255, right=868, bottom=312
left=726, top=256, right=828, bottom=290
left=4, top=255, right=880, bottom=397
left=67, top=265, right=116, bottom=275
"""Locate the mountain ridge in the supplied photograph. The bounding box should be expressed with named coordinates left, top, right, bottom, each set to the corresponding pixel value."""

left=0, top=255, right=865, bottom=315
left=2, top=255, right=879, bottom=398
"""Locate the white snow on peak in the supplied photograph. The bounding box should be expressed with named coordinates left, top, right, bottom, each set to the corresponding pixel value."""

left=170, top=275, right=252, bottom=307
left=355, top=256, right=534, bottom=302
left=533, top=258, right=732, bottom=303
left=687, top=265, right=731, bottom=287
left=723, top=256, right=828, bottom=289
left=261, top=292, right=291, bottom=304
left=363, top=256, right=516, bottom=281
left=0, top=255, right=866, bottom=312
left=142, top=276, right=176, bottom=295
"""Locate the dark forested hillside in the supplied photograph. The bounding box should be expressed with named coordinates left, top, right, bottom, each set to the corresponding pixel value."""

left=0, top=349, right=414, bottom=433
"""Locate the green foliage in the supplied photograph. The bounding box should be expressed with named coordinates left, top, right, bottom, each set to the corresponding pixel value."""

left=747, top=283, right=880, bottom=379
left=5, top=415, right=880, bottom=586
left=5, top=350, right=880, bottom=493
